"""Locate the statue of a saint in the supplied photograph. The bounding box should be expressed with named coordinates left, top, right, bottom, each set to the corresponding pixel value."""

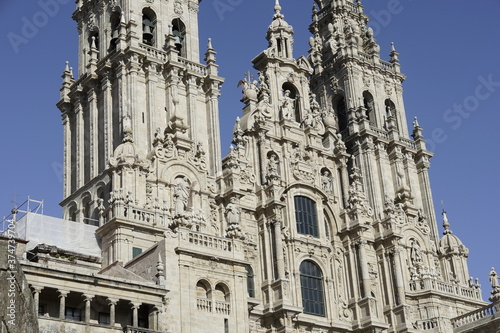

left=225, top=197, right=241, bottom=225
left=490, top=267, right=499, bottom=289
left=410, top=239, right=423, bottom=265
left=173, top=177, right=190, bottom=215
left=321, top=170, right=333, bottom=194
left=281, top=90, right=295, bottom=120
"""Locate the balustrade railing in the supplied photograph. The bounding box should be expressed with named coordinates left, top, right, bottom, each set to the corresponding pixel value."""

left=188, top=232, right=233, bottom=252
left=214, top=301, right=231, bottom=315
left=197, top=298, right=212, bottom=312
left=451, top=301, right=500, bottom=328
left=178, top=58, right=207, bottom=75
left=139, top=44, right=168, bottom=62
left=415, top=318, right=439, bottom=330
left=409, top=277, right=482, bottom=301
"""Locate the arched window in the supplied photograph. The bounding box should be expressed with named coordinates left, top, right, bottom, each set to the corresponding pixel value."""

left=335, top=97, right=347, bottom=132
left=363, top=91, right=375, bottom=123
left=109, top=11, right=121, bottom=49
left=88, top=27, right=99, bottom=51
left=384, top=99, right=398, bottom=130
left=142, top=8, right=156, bottom=46
left=300, top=260, right=325, bottom=316
left=294, top=196, right=318, bottom=237
left=172, top=19, right=186, bottom=56
left=246, top=265, right=255, bottom=298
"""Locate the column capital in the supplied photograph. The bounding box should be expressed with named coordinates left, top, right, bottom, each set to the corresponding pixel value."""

left=107, top=298, right=118, bottom=306
left=32, top=286, right=44, bottom=293
left=57, top=290, right=69, bottom=297
left=83, top=294, right=94, bottom=302
left=130, top=301, right=141, bottom=310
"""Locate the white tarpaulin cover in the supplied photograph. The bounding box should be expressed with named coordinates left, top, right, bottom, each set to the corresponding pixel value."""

left=15, top=213, right=101, bottom=257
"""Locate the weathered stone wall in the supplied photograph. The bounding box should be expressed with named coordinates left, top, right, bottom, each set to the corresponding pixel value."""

left=0, top=238, right=38, bottom=333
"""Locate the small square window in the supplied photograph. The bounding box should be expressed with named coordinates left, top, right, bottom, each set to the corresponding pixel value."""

left=132, top=247, right=142, bottom=258
left=99, top=312, right=110, bottom=325
left=65, top=307, right=82, bottom=321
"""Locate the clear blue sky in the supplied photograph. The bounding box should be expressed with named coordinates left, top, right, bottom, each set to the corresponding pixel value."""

left=1, top=1, right=499, bottom=299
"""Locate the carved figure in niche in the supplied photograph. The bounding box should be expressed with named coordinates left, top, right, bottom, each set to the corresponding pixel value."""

left=268, top=37, right=277, bottom=57
left=173, top=177, right=190, bottom=215
left=321, top=170, right=333, bottom=194
left=266, top=154, right=280, bottom=183
left=309, top=93, right=321, bottom=114
left=302, top=112, right=316, bottom=128
left=410, top=239, right=423, bottom=266
left=225, top=197, right=241, bottom=225
left=280, top=90, right=295, bottom=120
left=258, top=71, right=269, bottom=95
left=490, top=268, right=499, bottom=289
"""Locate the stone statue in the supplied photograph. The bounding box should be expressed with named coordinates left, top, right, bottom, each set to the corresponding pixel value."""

left=410, top=239, right=423, bottom=265
left=321, top=170, right=333, bottom=194
left=281, top=90, right=295, bottom=120
left=173, top=177, right=190, bottom=215
left=490, top=267, right=499, bottom=289
left=225, top=197, right=241, bottom=225
left=266, top=154, right=280, bottom=183
left=309, top=93, right=321, bottom=114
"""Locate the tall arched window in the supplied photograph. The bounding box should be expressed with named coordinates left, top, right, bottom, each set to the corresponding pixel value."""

left=294, top=196, right=318, bottom=237
left=246, top=265, right=255, bottom=298
left=300, top=260, right=325, bottom=316
left=336, top=97, right=347, bottom=132
left=109, top=11, right=121, bottom=49
left=363, top=91, right=375, bottom=124
left=172, top=19, right=186, bottom=56
left=142, top=8, right=156, bottom=46
left=385, top=99, right=398, bottom=131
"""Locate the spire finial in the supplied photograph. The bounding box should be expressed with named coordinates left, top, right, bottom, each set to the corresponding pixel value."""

left=442, top=209, right=452, bottom=235
left=207, top=38, right=213, bottom=50
left=273, top=0, right=284, bottom=19
left=413, top=116, right=420, bottom=129
left=65, top=61, right=70, bottom=72
left=390, top=42, right=400, bottom=64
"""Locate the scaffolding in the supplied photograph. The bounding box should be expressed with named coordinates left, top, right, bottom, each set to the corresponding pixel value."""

left=1, top=197, right=101, bottom=257
left=1, top=197, right=44, bottom=236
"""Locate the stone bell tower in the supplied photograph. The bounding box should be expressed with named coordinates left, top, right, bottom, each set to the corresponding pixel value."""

left=57, top=0, right=225, bottom=265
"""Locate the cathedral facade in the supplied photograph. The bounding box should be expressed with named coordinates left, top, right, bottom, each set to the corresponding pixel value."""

left=4, top=0, right=500, bottom=332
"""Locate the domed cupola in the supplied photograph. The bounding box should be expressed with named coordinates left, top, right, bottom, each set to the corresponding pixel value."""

left=438, top=210, right=471, bottom=285
left=438, top=210, right=469, bottom=258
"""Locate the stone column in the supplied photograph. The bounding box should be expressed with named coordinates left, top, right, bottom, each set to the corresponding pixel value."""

left=357, top=240, right=371, bottom=298
left=32, top=286, right=43, bottom=315
left=340, top=159, right=350, bottom=208
left=88, top=84, right=98, bottom=178
left=57, top=290, right=68, bottom=319
left=130, top=302, right=141, bottom=327
left=61, top=111, right=71, bottom=198
left=391, top=248, right=405, bottom=305
left=107, top=298, right=118, bottom=327
left=272, top=218, right=285, bottom=279
left=83, top=294, right=94, bottom=323
left=74, top=94, right=84, bottom=190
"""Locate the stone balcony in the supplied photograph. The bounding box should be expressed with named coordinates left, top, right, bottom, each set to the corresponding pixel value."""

left=409, top=277, right=483, bottom=302
left=451, top=301, right=500, bottom=333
